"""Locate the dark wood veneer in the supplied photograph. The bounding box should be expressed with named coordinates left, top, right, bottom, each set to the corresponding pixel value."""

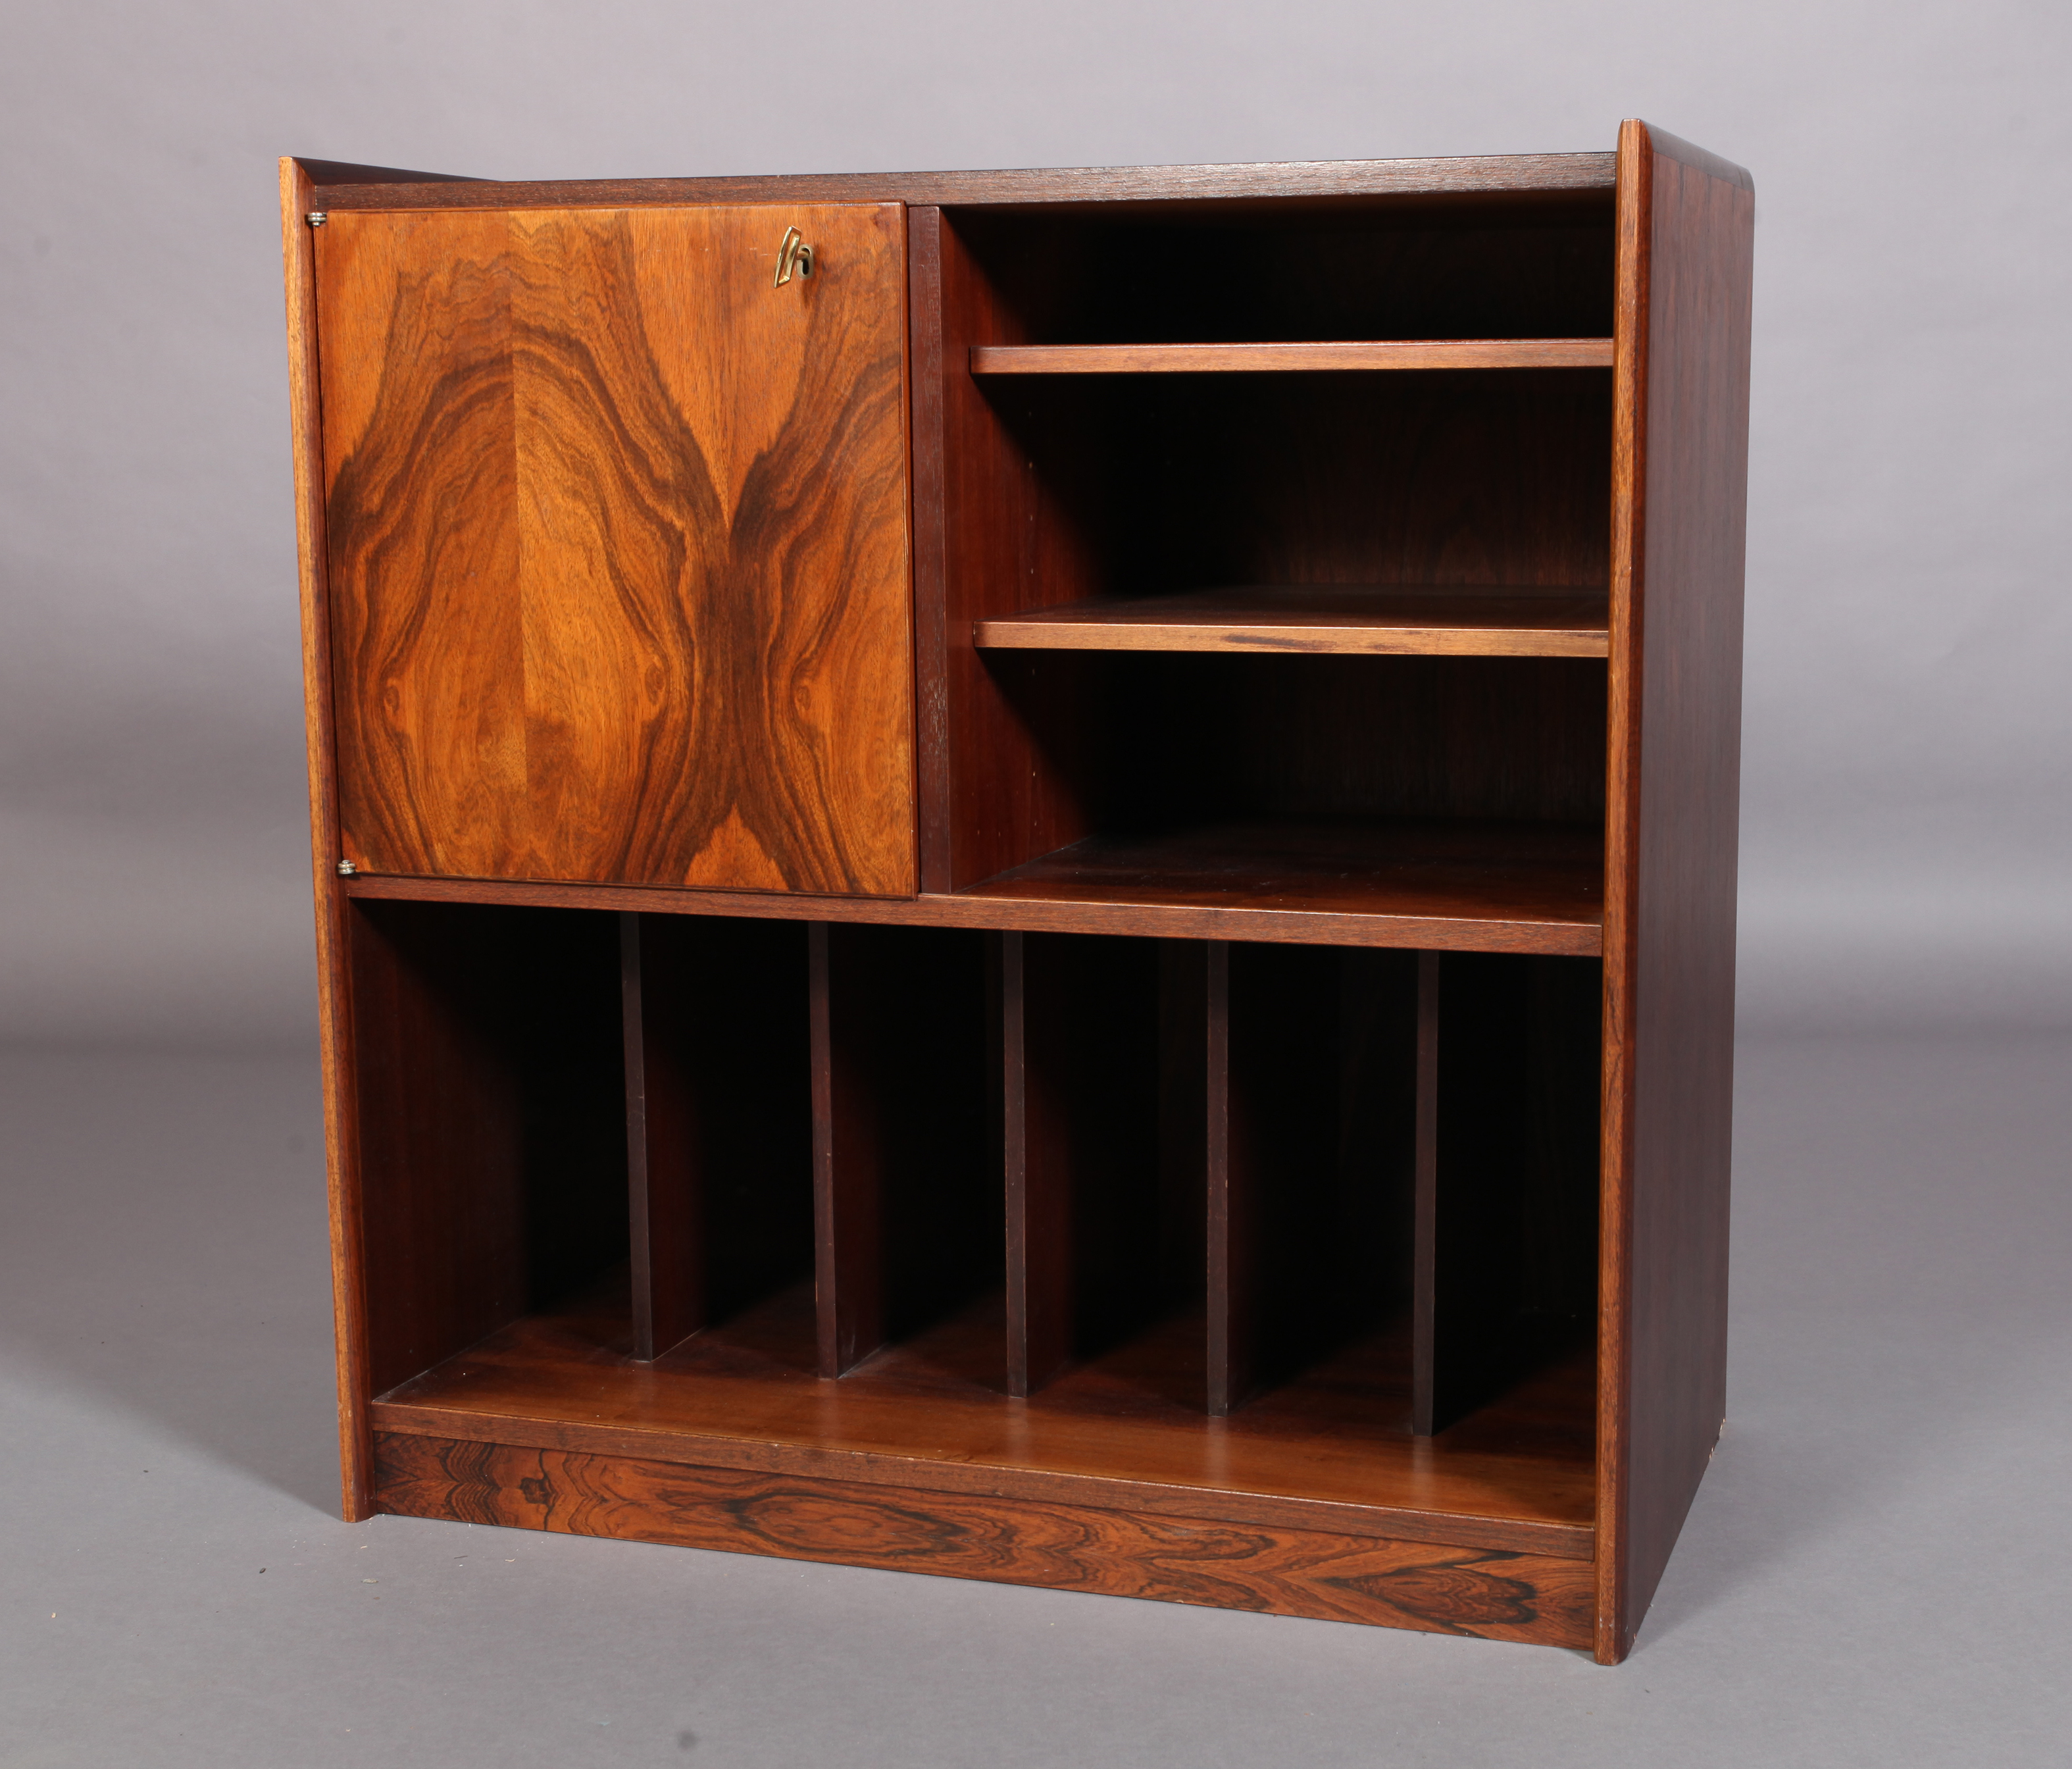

left=311, top=152, right=1619, bottom=215
left=317, top=202, right=915, bottom=894
left=974, top=586, right=1610, bottom=658
left=970, top=340, right=1613, bottom=373
left=374, top=1431, right=1595, bottom=1645
left=282, top=153, right=376, bottom=1520
left=1596, top=118, right=1752, bottom=1664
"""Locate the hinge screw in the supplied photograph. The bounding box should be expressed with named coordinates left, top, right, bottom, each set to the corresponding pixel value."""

left=336, top=859, right=357, bottom=876
left=307, top=211, right=328, bottom=227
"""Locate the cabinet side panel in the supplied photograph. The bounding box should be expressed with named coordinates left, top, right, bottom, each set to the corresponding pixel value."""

left=1601, top=122, right=1752, bottom=1662
left=283, top=158, right=374, bottom=1520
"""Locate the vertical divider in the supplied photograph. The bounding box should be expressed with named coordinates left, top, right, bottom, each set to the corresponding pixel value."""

left=1205, top=940, right=1255, bottom=1415
left=1165, top=940, right=1252, bottom=1416
left=622, top=913, right=701, bottom=1361
left=811, top=922, right=883, bottom=1377
left=1411, top=950, right=1442, bottom=1435
left=1000, top=933, right=1072, bottom=1397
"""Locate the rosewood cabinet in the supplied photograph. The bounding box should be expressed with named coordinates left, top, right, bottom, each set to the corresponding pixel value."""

left=280, top=120, right=1752, bottom=1663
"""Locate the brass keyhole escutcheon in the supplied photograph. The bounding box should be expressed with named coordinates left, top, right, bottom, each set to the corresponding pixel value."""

left=774, top=226, right=815, bottom=287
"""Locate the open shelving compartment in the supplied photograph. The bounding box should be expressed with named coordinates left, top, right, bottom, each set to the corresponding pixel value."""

left=359, top=903, right=1602, bottom=1560
left=913, top=187, right=1616, bottom=958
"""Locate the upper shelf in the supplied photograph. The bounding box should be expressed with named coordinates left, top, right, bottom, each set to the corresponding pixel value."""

left=968, top=340, right=1615, bottom=375
left=975, top=585, right=1610, bottom=659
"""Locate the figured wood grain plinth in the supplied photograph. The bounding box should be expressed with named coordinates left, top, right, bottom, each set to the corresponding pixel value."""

left=373, top=1430, right=1594, bottom=1647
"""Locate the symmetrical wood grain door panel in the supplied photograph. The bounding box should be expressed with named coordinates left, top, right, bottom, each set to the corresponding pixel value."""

left=315, top=203, right=915, bottom=895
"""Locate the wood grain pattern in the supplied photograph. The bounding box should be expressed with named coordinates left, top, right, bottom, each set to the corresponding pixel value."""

left=906, top=209, right=958, bottom=895
left=374, top=1431, right=1593, bottom=1645
left=282, top=156, right=377, bottom=1522
left=970, top=340, right=1613, bottom=374
left=974, top=586, right=1609, bottom=657
left=315, top=202, right=915, bottom=895
left=312, top=153, right=1619, bottom=215
left=1598, top=120, right=1753, bottom=1664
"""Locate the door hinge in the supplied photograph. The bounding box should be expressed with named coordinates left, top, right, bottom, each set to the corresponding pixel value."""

left=307, top=211, right=328, bottom=228
left=336, top=859, right=357, bottom=876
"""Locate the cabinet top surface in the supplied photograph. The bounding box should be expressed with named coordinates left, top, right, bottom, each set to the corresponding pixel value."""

left=297, top=151, right=1620, bottom=214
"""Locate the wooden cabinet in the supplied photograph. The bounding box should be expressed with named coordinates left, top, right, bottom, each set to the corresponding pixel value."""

left=281, top=121, right=1752, bottom=1663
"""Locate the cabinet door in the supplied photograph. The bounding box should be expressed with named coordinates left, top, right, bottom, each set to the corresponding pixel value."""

left=314, top=203, right=914, bottom=896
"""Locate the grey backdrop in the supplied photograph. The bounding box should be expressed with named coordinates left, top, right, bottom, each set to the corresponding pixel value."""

left=3, top=0, right=2068, bottom=1048
left=3, top=3, right=2069, bottom=1766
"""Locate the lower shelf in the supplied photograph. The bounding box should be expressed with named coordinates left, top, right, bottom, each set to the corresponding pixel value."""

left=374, top=1279, right=1596, bottom=1558
left=958, top=819, right=1603, bottom=955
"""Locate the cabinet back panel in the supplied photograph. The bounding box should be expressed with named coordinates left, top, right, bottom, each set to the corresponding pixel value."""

left=995, top=652, right=1606, bottom=832
left=351, top=901, right=628, bottom=1395
left=817, top=925, right=1001, bottom=1359
left=1418, top=954, right=1601, bottom=1433
left=947, top=205, right=1614, bottom=346
left=1226, top=943, right=1419, bottom=1397
left=625, top=914, right=815, bottom=1358
left=982, top=370, right=1612, bottom=596
left=316, top=203, right=916, bottom=895
left=943, top=363, right=1609, bottom=878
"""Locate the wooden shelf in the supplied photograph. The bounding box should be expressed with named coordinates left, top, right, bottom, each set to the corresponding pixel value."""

left=969, top=340, right=1614, bottom=374
left=958, top=819, right=1604, bottom=956
left=374, top=1278, right=1598, bottom=1556
left=974, top=585, right=1610, bottom=657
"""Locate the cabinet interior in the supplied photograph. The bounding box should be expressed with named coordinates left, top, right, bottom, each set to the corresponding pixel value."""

left=359, top=901, right=1601, bottom=1539
left=943, top=195, right=1616, bottom=345
left=927, top=196, right=1617, bottom=912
